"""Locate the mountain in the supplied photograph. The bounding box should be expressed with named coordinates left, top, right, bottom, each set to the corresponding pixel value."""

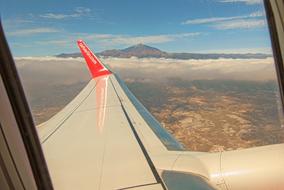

left=56, top=44, right=271, bottom=59
left=99, top=46, right=165, bottom=58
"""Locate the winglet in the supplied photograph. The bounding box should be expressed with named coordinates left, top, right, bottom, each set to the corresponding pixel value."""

left=77, top=40, right=111, bottom=78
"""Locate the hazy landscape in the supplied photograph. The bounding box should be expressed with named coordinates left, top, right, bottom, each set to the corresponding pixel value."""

left=15, top=46, right=284, bottom=152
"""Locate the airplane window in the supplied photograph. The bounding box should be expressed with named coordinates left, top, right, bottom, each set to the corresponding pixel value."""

left=1, top=0, right=284, bottom=189
left=1, top=0, right=283, bottom=153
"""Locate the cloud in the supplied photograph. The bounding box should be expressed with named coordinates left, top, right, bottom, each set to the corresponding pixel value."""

left=249, top=10, right=265, bottom=17
left=182, top=11, right=266, bottom=30
left=214, top=19, right=266, bottom=29
left=40, top=7, right=91, bottom=20
left=35, top=39, right=71, bottom=46
left=182, top=11, right=264, bottom=25
left=3, top=18, right=33, bottom=25
left=40, top=13, right=72, bottom=20
left=96, top=33, right=201, bottom=46
left=14, top=56, right=276, bottom=82
left=107, top=35, right=174, bottom=45
left=218, top=0, right=262, bottom=4
left=35, top=32, right=201, bottom=48
left=104, top=57, right=276, bottom=82
left=7, top=27, right=60, bottom=36
left=182, top=16, right=244, bottom=25
left=15, top=56, right=83, bottom=61
left=2, top=18, right=34, bottom=31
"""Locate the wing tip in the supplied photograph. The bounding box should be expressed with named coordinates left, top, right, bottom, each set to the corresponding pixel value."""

left=77, top=39, right=111, bottom=79
left=77, top=39, right=83, bottom=44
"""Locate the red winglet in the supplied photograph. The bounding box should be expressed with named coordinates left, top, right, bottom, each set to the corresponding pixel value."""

left=77, top=40, right=111, bottom=78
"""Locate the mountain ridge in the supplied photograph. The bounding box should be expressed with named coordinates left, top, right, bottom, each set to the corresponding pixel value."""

left=56, top=44, right=271, bottom=59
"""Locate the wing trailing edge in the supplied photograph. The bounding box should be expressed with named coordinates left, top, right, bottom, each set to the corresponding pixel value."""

left=77, top=40, right=111, bottom=78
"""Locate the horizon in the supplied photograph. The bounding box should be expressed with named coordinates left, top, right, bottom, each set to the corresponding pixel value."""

left=14, top=43, right=273, bottom=58
left=59, top=43, right=273, bottom=55
left=1, top=0, right=273, bottom=56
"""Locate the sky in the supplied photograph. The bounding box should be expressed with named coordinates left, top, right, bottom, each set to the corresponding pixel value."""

left=0, top=0, right=273, bottom=56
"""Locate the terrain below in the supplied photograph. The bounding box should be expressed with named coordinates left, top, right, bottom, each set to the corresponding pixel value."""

left=126, top=79, right=284, bottom=152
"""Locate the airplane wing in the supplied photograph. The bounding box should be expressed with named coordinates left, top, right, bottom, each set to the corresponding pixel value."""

left=37, top=40, right=284, bottom=190
left=37, top=40, right=182, bottom=190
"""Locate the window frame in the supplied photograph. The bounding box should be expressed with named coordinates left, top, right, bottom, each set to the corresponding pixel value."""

left=0, top=20, right=53, bottom=190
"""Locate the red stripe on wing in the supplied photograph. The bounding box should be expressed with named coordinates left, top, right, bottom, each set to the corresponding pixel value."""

left=77, top=40, right=111, bottom=78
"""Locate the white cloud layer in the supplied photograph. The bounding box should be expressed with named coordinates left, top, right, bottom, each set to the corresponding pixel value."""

left=15, top=57, right=276, bottom=82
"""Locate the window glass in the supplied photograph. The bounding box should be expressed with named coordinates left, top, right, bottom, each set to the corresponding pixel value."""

left=1, top=0, right=283, bottom=153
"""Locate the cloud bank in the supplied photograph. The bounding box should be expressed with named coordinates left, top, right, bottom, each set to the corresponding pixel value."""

left=15, top=57, right=277, bottom=83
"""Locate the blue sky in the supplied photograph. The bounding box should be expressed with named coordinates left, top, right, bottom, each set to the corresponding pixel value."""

left=0, top=0, right=272, bottom=56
